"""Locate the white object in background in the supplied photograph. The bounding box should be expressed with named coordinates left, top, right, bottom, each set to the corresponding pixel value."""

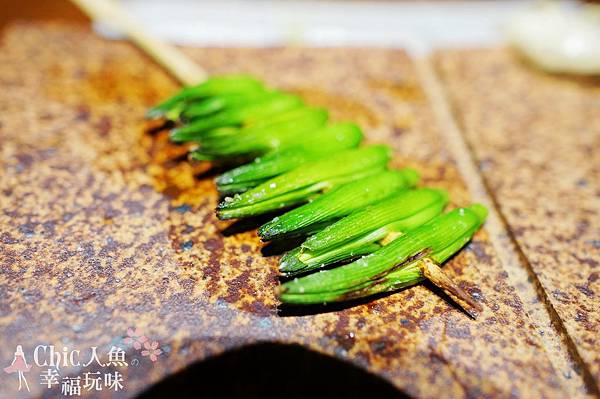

left=95, top=0, right=530, bottom=55
left=507, top=1, right=600, bottom=75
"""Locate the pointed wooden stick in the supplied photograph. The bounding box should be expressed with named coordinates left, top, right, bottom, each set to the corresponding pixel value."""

left=418, top=257, right=483, bottom=319
left=70, top=0, right=207, bottom=85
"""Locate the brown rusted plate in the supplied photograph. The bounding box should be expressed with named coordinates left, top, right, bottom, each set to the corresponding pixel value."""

left=0, top=24, right=577, bottom=398
left=435, top=49, right=600, bottom=393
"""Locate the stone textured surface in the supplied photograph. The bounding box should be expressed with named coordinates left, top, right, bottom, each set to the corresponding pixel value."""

left=0, top=24, right=582, bottom=398
left=436, top=49, right=600, bottom=393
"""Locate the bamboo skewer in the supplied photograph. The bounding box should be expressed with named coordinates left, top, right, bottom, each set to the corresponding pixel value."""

left=417, top=258, right=483, bottom=319
left=70, top=0, right=207, bottom=85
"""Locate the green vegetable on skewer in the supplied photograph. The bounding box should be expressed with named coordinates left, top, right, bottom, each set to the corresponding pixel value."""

left=217, top=145, right=392, bottom=220
left=180, top=90, right=275, bottom=121
left=279, top=188, right=448, bottom=276
left=258, top=169, right=419, bottom=241
left=216, top=122, right=364, bottom=194
left=170, top=92, right=305, bottom=142
left=189, top=107, right=329, bottom=160
left=147, top=74, right=487, bottom=317
left=146, top=75, right=265, bottom=120
left=279, top=204, right=488, bottom=313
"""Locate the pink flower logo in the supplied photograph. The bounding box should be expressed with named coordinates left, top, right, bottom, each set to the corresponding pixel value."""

left=124, top=328, right=148, bottom=350
left=123, top=327, right=163, bottom=363
left=141, top=341, right=162, bottom=362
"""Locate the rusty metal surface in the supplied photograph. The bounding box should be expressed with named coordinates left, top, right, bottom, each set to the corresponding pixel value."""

left=0, top=24, right=576, bottom=398
left=435, top=49, right=600, bottom=394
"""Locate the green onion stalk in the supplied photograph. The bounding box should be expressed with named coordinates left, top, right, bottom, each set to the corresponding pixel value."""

left=171, top=93, right=306, bottom=142
left=186, top=107, right=329, bottom=161
left=280, top=188, right=449, bottom=276
left=257, top=169, right=419, bottom=241
left=279, top=205, right=488, bottom=312
left=216, top=145, right=393, bottom=220
left=215, top=122, right=364, bottom=194
left=146, top=75, right=266, bottom=120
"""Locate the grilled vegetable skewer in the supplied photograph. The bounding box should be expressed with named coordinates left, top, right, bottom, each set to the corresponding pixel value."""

left=171, top=93, right=305, bottom=142
left=217, top=145, right=393, bottom=220
left=187, top=107, right=329, bottom=160
left=258, top=169, right=419, bottom=241
left=216, top=122, right=364, bottom=194
left=181, top=90, right=277, bottom=121
left=279, top=204, right=488, bottom=309
left=280, top=188, right=448, bottom=276
left=148, top=75, right=487, bottom=316
left=147, top=75, right=266, bottom=120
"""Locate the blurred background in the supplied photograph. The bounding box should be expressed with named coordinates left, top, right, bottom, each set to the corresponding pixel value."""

left=0, top=0, right=529, bottom=53
left=89, top=0, right=526, bottom=54
left=3, top=0, right=598, bottom=75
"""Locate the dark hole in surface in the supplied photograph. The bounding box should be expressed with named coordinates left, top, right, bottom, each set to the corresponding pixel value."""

left=137, top=343, right=409, bottom=399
